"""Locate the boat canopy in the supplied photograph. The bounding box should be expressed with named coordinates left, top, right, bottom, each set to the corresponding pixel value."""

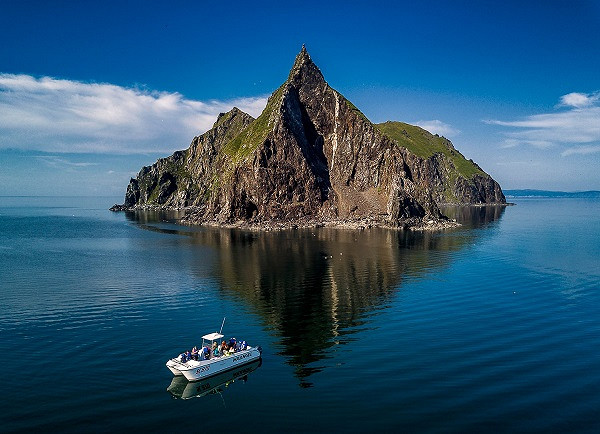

left=202, top=332, right=224, bottom=341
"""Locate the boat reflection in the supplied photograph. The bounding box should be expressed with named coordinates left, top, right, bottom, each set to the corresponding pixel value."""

left=167, top=359, right=261, bottom=400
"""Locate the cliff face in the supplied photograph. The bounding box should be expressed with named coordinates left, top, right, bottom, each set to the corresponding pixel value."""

left=113, top=46, right=505, bottom=227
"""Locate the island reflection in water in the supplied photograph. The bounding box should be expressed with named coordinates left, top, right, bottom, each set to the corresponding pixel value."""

left=127, top=205, right=505, bottom=386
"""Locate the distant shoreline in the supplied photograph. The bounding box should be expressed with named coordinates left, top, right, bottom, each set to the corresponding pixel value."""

left=504, top=190, right=600, bottom=198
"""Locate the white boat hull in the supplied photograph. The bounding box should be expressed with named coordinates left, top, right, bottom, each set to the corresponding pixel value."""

left=166, top=346, right=262, bottom=381
left=166, top=362, right=183, bottom=376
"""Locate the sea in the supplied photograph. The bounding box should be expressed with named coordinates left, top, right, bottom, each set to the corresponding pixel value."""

left=1, top=196, right=599, bottom=433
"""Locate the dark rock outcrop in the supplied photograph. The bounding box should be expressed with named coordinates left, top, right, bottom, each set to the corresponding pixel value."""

left=111, top=46, right=505, bottom=228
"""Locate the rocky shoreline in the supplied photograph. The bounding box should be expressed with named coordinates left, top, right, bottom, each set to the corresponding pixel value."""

left=111, top=203, right=463, bottom=231
left=111, top=200, right=513, bottom=231
left=111, top=200, right=515, bottom=231
left=185, top=216, right=461, bottom=231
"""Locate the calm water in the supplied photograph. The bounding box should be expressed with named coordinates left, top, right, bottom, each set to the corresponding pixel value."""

left=1, top=196, right=599, bottom=432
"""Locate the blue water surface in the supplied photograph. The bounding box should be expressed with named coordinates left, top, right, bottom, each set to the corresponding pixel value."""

left=0, top=196, right=598, bottom=432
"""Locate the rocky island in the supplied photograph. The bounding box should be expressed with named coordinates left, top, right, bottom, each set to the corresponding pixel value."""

left=111, top=46, right=505, bottom=229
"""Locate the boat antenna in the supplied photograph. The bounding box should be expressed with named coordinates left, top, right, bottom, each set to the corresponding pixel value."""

left=219, top=317, right=226, bottom=334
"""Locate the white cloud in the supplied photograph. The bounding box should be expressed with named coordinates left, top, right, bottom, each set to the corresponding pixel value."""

left=558, top=92, right=600, bottom=108
left=0, top=73, right=268, bottom=154
left=561, top=145, right=600, bottom=157
left=413, top=119, right=460, bottom=137
left=500, top=138, right=554, bottom=149
left=486, top=91, right=600, bottom=152
left=35, top=155, right=99, bottom=168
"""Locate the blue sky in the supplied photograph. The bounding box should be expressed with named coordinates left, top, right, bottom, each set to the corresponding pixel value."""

left=1, top=0, right=599, bottom=196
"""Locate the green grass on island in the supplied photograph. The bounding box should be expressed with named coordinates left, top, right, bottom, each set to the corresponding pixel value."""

left=375, top=121, right=483, bottom=179
left=223, top=85, right=285, bottom=162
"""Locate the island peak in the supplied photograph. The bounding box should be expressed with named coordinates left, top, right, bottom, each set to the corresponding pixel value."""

left=111, top=49, right=505, bottom=229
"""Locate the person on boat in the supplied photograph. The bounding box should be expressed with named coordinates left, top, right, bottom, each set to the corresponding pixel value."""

left=202, top=346, right=210, bottom=360
left=220, top=341, right=228, bottom=355
left=191, top=346, right=199, bottom=361
left=179, top=352, right=187, bottom=363
left=212, top=341, right=219, bottom=357
left=228, top=337, right=237, bottom=351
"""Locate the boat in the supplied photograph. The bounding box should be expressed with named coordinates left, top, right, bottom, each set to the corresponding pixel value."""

left=167, top=359, right=261, bottom=399
left=165, top=328, right=262, bottom=382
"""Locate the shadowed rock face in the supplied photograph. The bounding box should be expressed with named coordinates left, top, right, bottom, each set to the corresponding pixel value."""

left=112, top=46, right=505, bottom=227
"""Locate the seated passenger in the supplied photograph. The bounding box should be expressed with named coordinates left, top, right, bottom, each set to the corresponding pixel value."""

left=191, top=346, right=199, bottom=361
left=212, top=342, right=219, bottom=357
left=220, top=341, right=228, bottom=355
